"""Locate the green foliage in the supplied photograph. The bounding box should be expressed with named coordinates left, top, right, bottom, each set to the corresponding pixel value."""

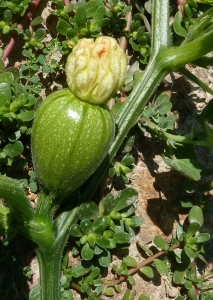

left=70, top=188, right=142, bottom=262
left=0, top=68, right=36, bottom=173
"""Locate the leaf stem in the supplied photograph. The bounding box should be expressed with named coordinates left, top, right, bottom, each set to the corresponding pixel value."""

left=179, top=66, right=213, bottom=96
left=139, top=117, right=209, bottom=148
left=106, top=243, right=180, bottom=287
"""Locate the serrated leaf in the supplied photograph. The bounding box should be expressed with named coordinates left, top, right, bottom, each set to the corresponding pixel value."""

left=154, top=259, right=169, bottom=275
left=140, top=266, right=154, bottom=278
left=163, top=157, right=201, bottom=181
left=153, top=235, right=169, bottom=250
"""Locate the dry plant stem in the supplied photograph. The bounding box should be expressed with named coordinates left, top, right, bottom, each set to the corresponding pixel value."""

left=119, top=10, right=132, bottom=52
left=63, top=0, right=70, bottom=6
left=106, top=243, right=181, bottom=287
left=2, top=0, right=41, bottom=60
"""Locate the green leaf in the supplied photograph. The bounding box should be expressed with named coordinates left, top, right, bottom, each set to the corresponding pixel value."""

left=104, top=288, right=114, bottom=296
left=75, top=5, right=86, bottom=28
left=123, top=256, right=137, bottom=267
left=78, top=202, right=99, bottom=220
left=113, top=188, right=138, bottom=211
left=85, top=0, right=104, bottom=18
left=184, top=245, right=195, bottom=262
left=17, top=111, right=35, bottom=122
left=139, top=295, right=150, bottom=300
left=154, top=259, right=169, bottom=275
left=188, top=206, right=204, bottom=227
left=29, top=284, right=41, bottom=300
left=0, top=72, right=14, bottom=84
left=56, top=19, right=71, bottom=36
left=0, top=175, right=34, bottom=222
left=140, top=266, right=154, bottom=278
left=81, top=243, right=94, bottom=260
left=70, top=261, right=91, bottom=278
left=121, top=155, right=135, bottom=166
left=103, top=193, right=115, bottom=215
left=4, top=141, right=24, bottom=157
left=173, top=270, right=186, bottom=284
left=61, top=290, right=74, bottom=300
left=205, top=121, right=213, bottom=153
left=99, top=249, right=111, bottom=267
left=123, top=289, right=136, bottom=300
left=34, top=28, right=46, bottom=41
left=113, top=232, right=132, bottom=244
left=8, top=131, right=21, bottom=142
left=137, top=241, right=153, bottom=256
left=92, top=216, right=107, bottom=234
left=70, top=224, right=82, bottom=237
left=31, top=16, right=43, bottom=26
left=0, top=82, right=11, bottom=105
left=173, top=11, right=187, bottom=37
left=29, top=182, right=37, bottom=193
left=92, top=5, right=106, bottom=24
left=186, top=223, right=200, bottom=237
left=96, top=235, right=111, bottom=248
left=163, top=157, right=201, bottom=181
left=153, top=235, right=169, bottom=250
left=195, top=233, right=210, bottom=243
left=80, top=219, right=93, bottom=234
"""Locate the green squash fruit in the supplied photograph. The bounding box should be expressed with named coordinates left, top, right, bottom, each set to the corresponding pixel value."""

left=31, top=89, right=114, bottom=197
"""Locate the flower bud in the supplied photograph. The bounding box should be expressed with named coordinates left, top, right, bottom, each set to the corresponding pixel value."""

left=66, top=36, right=128, bottom=105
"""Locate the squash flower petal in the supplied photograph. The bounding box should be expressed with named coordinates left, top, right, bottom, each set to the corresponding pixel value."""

left=66, top=36, right=128, bottom=105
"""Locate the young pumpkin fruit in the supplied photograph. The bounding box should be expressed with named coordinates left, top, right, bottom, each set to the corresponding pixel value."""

left=31, top=89, right=114, bottom=198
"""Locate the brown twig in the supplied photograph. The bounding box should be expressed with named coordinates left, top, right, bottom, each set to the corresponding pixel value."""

left=63, top=0, right=71, bottom=6
left=2, top=0, right=41, bottom=61
left=106, top=242, right=180, bottom=287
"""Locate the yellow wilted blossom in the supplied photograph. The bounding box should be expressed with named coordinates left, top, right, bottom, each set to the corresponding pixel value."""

left=65, top=36, right=128, bottom=105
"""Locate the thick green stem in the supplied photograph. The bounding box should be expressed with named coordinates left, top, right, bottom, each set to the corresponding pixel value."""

left=36, top=248, right=62, bottom=300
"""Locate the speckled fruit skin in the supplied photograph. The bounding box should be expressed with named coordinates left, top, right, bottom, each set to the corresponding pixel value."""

left=31, top=89, right=114, bottom=197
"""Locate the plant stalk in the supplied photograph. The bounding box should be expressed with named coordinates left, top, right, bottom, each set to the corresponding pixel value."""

left=36, top=248, right=62, bottom=300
